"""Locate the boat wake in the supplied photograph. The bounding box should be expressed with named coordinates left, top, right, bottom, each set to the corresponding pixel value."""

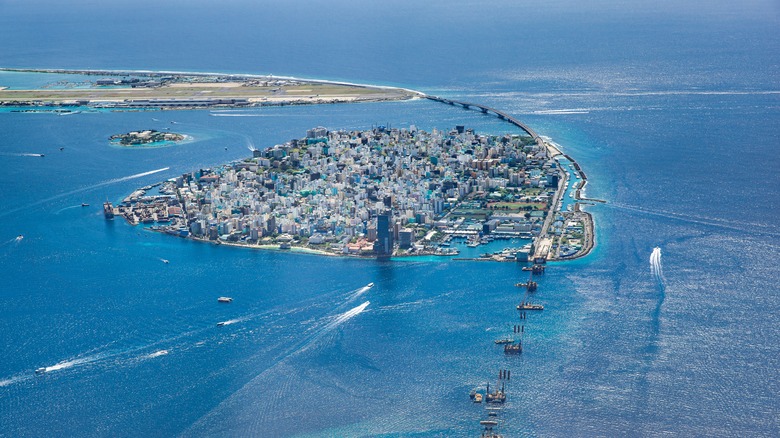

left=606, top=202, right=780, bottom=237
left=1, top=235, right=23, bottom=247
left=216, top=318, right=242, bottom=326
left=650, top=247, right=664, bottom=284
left=37, top=354, right=106, bottom=374
left=184, top=301, right=371, bottom=434
left=347, top=285, right=372, bottom=302
left=54, top=204, right=84, bottom=214
left=143, top=349, right=170, bottom=359
left=0, top=375, right=32, bottom=387
left=0, top=152, right=46, bottom=157
left=321, top=301, right=370, bottom=333
left=0, top=167, right=171, bottom=219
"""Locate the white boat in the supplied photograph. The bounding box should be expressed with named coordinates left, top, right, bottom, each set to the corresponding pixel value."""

left=367, top=282, right=374, bottom=288
left=35, top=367, right=46, bottom=375
left=217, top=296, right=233, bottom=303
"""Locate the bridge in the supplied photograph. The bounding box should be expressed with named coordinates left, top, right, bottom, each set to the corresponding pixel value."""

left=424, top=95, right=542, bottom=146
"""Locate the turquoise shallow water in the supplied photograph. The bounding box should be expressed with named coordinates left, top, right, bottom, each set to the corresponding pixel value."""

left=1, top=1, right=779, bottom=436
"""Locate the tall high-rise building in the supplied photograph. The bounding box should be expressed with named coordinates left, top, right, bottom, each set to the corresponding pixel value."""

left=375, top=212, right=393, bottom=256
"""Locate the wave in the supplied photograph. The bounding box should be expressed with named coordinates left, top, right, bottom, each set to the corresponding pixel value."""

left=210, top=113, right=279, bottom=117
left=533, top=109, right=590, bottom=115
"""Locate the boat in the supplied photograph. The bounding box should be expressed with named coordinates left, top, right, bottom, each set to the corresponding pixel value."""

left=103, top=201, right=114, bottom=219
left=494, top=338, right=514, bottom=345
left=161, top=259, right=169, bottom=264
left=517, top=302, right=544, bottom=311
left=473, top=393, right=483, bottom=403
left=216, top=321, right=226, bottom=327
left=81, top=203, right=89, bottom=207
left=367, top=282, right=374, bottom=288
left=485, top=382, right=506, bottom=404
left=35, top=367, right=46, bottom=375
left=504, top=343, right=522, bottom=354
left=217, top=296, right=233, bottom=303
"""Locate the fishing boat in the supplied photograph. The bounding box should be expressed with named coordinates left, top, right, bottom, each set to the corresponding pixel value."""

left=494, top=338, right=514, bottom=345
left=517, top=302, right=544, bottom=311
left=504, top=343, right=522, bottom=354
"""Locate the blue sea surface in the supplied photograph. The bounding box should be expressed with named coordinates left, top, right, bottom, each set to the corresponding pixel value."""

left=1, top=1, right=779, bottom=436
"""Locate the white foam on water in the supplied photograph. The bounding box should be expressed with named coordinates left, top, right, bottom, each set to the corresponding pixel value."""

left=145, top=350, right=169, bottom=359
left=650, top=247, right=664, bottom=283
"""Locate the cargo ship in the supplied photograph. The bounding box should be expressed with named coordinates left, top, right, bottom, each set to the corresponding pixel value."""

left=103, top=201, right=115, bottom=219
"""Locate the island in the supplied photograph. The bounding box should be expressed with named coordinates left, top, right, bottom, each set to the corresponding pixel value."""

left=0, top=68, right=419, bottom=110
left=109, top=124, right=596, bottom=262
left=110, top=130, right=185, bottom=146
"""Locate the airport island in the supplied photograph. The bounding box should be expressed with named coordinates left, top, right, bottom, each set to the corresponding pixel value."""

left=0, top=68, right=418, bottom=110
left=108, top=125, right=595, bottom=263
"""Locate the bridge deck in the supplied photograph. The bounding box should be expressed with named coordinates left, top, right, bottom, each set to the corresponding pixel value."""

left=424, top=95, right=541, bottom=143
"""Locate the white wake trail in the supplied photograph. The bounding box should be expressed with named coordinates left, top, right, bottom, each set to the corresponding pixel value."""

left=650, top=247, right=664, bottom=282
left=0, top=167, right=170, bottom=218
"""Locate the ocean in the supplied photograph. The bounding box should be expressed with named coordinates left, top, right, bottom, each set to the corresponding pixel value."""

left=0, top=1, right=778, bottom=436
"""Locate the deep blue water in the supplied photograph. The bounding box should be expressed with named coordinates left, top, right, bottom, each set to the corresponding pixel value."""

left=1, top=1, right=779, bottom=436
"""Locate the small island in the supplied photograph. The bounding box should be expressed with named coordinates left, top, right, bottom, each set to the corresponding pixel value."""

left=110, top=130, right=185, bottom=146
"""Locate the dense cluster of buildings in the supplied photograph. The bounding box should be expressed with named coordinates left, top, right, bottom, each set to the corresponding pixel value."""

left=119, top=126, right=569, bottom=257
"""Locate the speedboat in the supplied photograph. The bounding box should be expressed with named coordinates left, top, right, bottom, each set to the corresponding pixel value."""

left=81, top=203, right=89, bottom=207
left=217, top=297, right=233, bottom=303
left=367, top=282, right=374, bottom=288
left=216, top=321, right=226, bottom=327
left=35, top=367, right=46, bottom=375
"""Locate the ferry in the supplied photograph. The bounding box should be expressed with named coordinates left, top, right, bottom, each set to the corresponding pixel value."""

left=517, top=302, right=544, bottom=311
left=217, top=296, right=233, bottom=303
